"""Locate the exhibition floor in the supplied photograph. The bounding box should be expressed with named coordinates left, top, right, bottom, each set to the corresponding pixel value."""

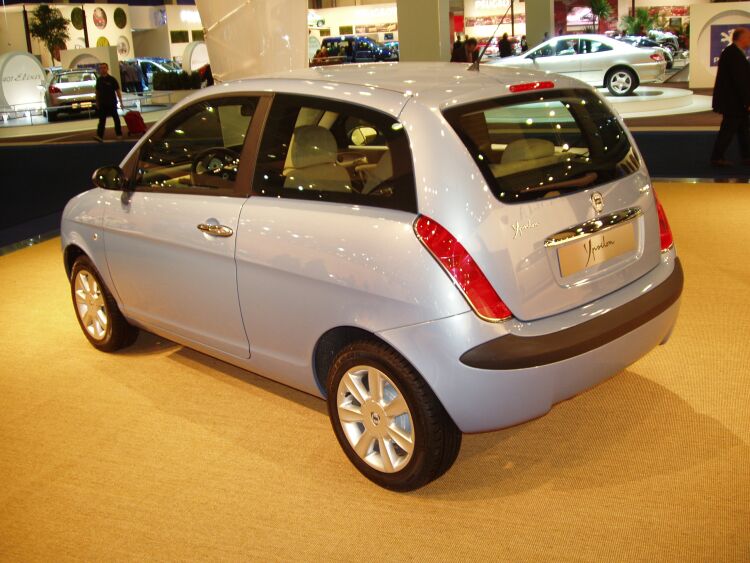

left=0, top=182, right=748, bottom=560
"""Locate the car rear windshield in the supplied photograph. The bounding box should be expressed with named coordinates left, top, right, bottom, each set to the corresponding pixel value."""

left=443, top=89, right=640, bottom=204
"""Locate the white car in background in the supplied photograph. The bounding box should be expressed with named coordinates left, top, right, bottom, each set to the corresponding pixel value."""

left=489, top=34, right=666, bottom=96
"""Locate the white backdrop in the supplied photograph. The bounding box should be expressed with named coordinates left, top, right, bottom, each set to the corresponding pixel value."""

left=194, top=0, right=308, bottom=82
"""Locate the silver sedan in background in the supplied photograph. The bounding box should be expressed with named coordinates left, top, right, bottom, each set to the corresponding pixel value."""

left=489, top=34, right=666, bottom=96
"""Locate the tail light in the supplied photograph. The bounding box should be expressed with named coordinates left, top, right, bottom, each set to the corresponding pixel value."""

left=414, top=215, right=513, bottom=322
left=650, top=53, right=664, bottom=62
left=48, top=85, right=62, bottom=94
left=654, top=192, right=674, bottom=252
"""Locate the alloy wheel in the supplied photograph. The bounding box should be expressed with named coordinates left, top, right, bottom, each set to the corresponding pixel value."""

left=610, top=71, right=633, bottom=95
left=74, top=269, right=108, bottom=341
left=336, top=365, right=415, bottom=473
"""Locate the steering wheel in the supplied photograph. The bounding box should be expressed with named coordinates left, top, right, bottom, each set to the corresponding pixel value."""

left=190, top=147, right=240, bottom=186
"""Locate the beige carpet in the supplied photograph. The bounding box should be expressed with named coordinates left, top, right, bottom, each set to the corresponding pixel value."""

left=0, top=182, right=748, bottom=562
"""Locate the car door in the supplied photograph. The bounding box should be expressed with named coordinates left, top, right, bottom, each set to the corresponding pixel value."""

left=578, top=39, right=615, bottom=84
left=234, top=92, right=421, bottom=393
left=100, top=95, right=268, bottom=358
left=354, top=39, right=375, bottom=62
left=529, top=39, right=582, bottom=78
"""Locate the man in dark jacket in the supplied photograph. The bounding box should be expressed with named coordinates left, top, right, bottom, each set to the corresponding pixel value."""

left=498, top=33, right=514, bottom=58
left=711, top=27, right=750, bottom=166
left=94, top=62, right=124, bottom=142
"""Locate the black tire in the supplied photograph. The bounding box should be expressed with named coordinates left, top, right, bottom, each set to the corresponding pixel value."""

left=606, top=67, right=638, bottom=96
left=46, top=109, right=58, bottom=122
left=326, top=340, right=461, bottom=491
left=70, top=255, right=138, bottom=352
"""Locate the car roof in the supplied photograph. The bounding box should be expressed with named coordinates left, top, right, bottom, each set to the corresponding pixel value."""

left=219, top=62, right=585, bottom=115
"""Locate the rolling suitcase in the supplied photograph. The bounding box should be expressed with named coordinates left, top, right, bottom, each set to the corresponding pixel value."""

left=124, top=110, right=147, bottom=136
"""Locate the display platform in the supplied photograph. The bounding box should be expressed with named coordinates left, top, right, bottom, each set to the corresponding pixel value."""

left=0, top=182, right=747, bottom=560
left=602, top=86, right=713, bottom=119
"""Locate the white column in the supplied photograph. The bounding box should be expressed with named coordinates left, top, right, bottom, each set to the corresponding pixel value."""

left=397, top=0, right=451, bottom=62
left=525, top=0, right=553, bottom=48
left=194, top=0, right=308, bottom=83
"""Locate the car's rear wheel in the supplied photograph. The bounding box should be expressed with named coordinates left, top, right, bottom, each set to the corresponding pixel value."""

left=45, top=109, right=58, bottom=122
left=606, top=68, right=638, bottom=96
left=70, top=255, right=138, bottom=352
left=326, top=340, right=461, bottom=491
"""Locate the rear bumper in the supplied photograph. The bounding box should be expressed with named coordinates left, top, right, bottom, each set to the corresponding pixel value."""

left=632, top=61, right=666, bottom=83
left=461, top=258, right=682, bottom=370
left=378, top=252, right=682, bottom=433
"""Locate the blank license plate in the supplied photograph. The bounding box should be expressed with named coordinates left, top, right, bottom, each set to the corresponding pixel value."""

left=557, top=221, right=636, bottom=277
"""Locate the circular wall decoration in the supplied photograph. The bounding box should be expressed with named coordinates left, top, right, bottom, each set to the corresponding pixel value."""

left=96, top=37, right=110, bottom=48
left=117, top=36, right=130, bottom=57
left=114, top=8, right=127, bottom=30
left=93, top=7, right=107, bottom=30
left=71, top=7, right=85, bottom=30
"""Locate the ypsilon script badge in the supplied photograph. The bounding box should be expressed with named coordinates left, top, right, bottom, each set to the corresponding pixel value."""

left=590, top=192, right=604, bottom=214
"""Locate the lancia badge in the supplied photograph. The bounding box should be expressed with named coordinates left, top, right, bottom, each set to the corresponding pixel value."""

left=591, top=192, right=604, bottom=214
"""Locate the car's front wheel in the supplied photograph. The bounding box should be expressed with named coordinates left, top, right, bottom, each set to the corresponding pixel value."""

left=606, top=68, right=638, bottom=96
left=327, top=340, right=461, bottom=491
left=70, top=255, right=138, bottom=352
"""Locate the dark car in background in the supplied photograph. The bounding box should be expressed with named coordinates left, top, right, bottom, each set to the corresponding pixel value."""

left=135, top=57, right=182, bottom=89
left=44, top=69, right=97, bottom=122
left=617, top=35, right=674, bottom=69
left=316, top=35, right=396, bottom=65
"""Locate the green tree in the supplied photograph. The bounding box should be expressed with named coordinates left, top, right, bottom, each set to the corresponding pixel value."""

left=29, top=4, right=70, bottom=64
left=620, top=7, right=656, bottom=36
left=590, top=0, right=613, bottom=32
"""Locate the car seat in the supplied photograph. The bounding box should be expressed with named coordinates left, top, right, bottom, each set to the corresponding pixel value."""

left=492, top=138, right=559, bottom=177
left=284, top=126, right=352, bottom=192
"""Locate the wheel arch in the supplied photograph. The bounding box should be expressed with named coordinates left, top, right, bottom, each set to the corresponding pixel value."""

left=63, top=243, right=87, bottom=278
left=313, top=325, right=406, bottom=398
left=604, top=64, right=640, bottom=87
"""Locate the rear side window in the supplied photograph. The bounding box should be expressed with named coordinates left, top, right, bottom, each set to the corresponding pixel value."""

left=252, top=94, right=417, bottom=213
left=581, top=40, right=612, bottom=54
left=443, top=89, right=639, bottom=204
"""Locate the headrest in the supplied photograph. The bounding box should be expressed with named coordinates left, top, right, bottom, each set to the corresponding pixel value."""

left=502, top=138, right=555, bottom=164
left=289, top=126, right=338, bottom=169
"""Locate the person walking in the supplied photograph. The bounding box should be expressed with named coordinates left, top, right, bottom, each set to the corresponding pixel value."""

left=450, top=37, right=466, bottom=62
left=94, top=62, right=123, bottom=142
left=520, top=35, right=529, bottom=53
left=498, top=33, right=513, bottom=58
left=711, top=27, right=750, bottom=166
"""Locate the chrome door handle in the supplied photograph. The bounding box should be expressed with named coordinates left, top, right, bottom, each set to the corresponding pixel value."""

left=197, top=223, right=234, bottom=237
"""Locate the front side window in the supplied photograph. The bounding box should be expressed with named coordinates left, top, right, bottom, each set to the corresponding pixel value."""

left=252, top=94, right=416, bottom=212
left=443, top=89, right=639, bottom=204
left=529, top=43, right=554, bottom=58
left=135, top=97, right=257, bottom=193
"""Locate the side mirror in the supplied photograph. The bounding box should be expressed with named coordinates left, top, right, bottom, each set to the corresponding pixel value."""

left=92, top=165, right=126, bottom=190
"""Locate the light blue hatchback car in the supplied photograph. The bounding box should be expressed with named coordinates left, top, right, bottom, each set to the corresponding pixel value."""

left=62, top=63, right=682, bottom=490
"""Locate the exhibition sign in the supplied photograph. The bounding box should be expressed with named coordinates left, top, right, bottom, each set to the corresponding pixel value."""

left=710, top=23, right=750, bottom=66
left=0, top=51, right=45, bottom=110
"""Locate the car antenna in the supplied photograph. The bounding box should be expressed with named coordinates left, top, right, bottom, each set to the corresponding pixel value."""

left=467, top=1, right=514, bottom=72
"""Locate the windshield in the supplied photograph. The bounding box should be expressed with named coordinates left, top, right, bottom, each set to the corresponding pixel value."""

left=443, top=89, right=639, bottom=203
